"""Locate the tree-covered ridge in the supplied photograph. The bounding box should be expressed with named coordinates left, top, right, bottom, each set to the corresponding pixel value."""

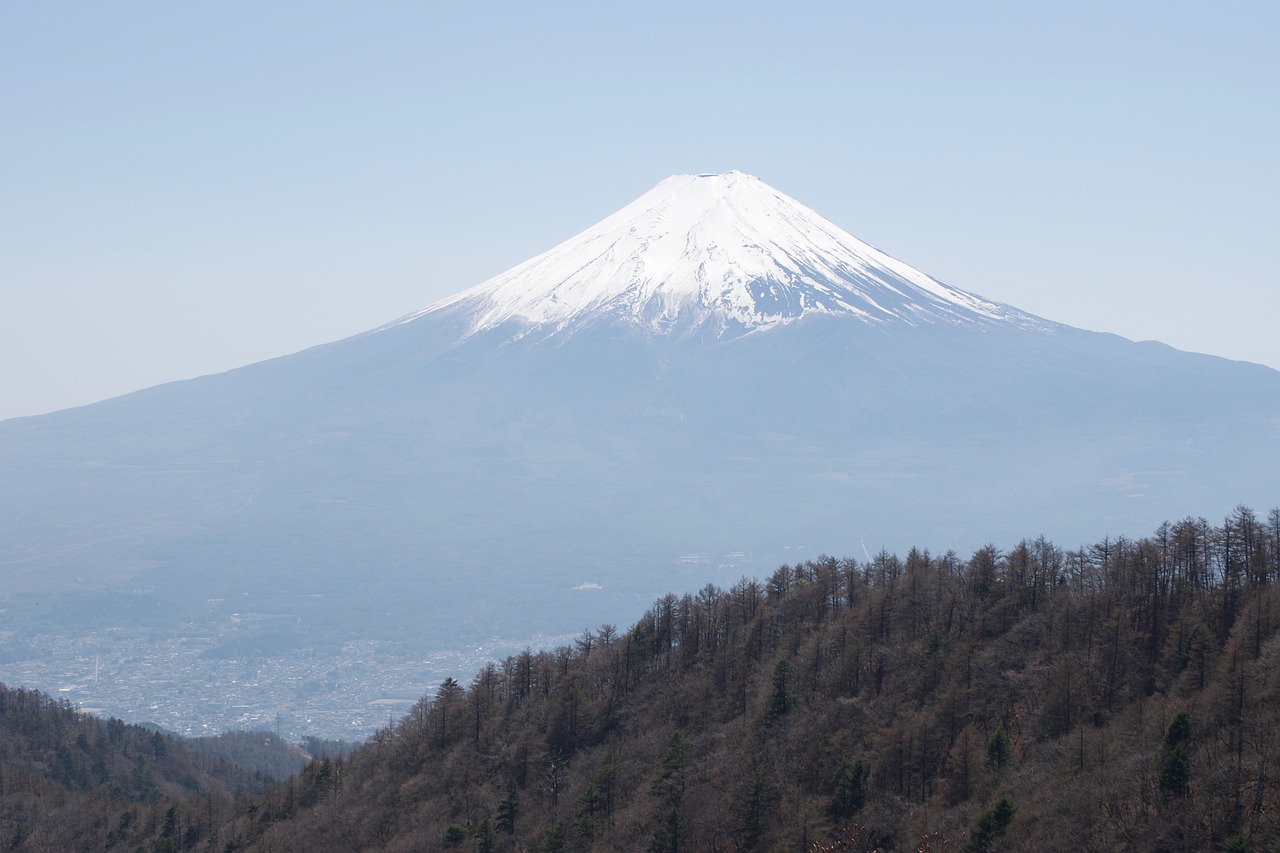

left=184, top=731, right=310, bottom=783
left=0, top=684, right=270, bottom=851
left=210, top=507, right=1280, bottom=852
left=4, top=508, right=1279, bottom=851
left=179, top=731, right=359, bottom=786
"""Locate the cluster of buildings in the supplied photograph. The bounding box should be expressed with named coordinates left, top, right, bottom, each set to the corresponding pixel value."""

left=0, top=624, right=545, bottom=743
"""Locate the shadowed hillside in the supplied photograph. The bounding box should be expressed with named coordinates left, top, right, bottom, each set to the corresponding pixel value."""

left=0, top=685, right=271, bottom=851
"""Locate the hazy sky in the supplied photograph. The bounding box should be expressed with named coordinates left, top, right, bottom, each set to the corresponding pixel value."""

left=3, top=1, right=1277, bottom=421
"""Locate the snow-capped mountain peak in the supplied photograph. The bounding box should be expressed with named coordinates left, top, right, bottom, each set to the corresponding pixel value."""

left=395, top=171, right=1041, bottom=340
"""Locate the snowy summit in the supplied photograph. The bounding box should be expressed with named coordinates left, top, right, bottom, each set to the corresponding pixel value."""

left=395, top=171, right=1043, bottom=341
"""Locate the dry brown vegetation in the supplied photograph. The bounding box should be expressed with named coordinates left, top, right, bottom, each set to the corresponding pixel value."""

left=5, top=507, right=1280, bottom=852
left=0, top=686, right=270, bottom=851
left=226, top=507, right=1280, bottom=851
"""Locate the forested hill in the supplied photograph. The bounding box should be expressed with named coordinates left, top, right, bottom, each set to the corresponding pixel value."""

left=205, top=508, right=1280, bottom=852
left=4, top=509, right=1280, bottom=851
left=0, top=685, right=272, bottom=850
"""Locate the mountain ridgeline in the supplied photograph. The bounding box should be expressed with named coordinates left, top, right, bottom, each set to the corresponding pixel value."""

left=212, top=509, right=1280, bottom=851
left=2, top=172, right=1277, bottom=665
left=5, top=510, right=1280, bottom=851
left=0, top=686, right=274, bottom=851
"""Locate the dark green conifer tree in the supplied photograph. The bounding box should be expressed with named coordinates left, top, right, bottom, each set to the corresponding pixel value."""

left=1159, top=711, right=1192, bottom=796
left=765, top=659, right=794, bottom=724
left=962, top=796, right=1016, bottom=853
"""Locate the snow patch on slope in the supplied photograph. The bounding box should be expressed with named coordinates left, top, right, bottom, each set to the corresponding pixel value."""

left=391, top=171, right=1049, bottom=340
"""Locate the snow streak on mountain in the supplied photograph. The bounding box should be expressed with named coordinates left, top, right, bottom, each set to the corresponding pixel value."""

left=392, top=171, right=1048, bottom=341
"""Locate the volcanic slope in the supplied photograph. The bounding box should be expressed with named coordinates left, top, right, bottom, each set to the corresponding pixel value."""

left=1, top=171, right=1277, bottom=646
left=397, top=170, right=1041, bottom=338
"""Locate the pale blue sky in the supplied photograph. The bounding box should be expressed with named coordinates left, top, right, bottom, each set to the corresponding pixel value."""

left=3, top=1, right=1277, bottom=420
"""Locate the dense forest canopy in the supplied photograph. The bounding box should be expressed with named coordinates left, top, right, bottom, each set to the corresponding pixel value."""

left=0, top=685, right=272, bottom=851
left=3, top=507, right=1280, bottom=851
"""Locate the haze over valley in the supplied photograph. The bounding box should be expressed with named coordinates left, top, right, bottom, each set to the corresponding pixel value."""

left=3, top=172, right=1278, bottom=743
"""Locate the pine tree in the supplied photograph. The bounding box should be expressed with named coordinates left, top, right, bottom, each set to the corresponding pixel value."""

left=765, top=659, right=794, bottom=724
left=1159, top=711, right=1192, bottom=796
left=496, top=778, right=519, bottom=833
left=962, top=796, right=1016, bottom=853
left=985, top=725, right=1012, bottom=771
left=830, top=758, right=870, bottom=819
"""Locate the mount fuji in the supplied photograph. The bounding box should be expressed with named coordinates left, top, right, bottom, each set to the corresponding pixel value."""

left=2, top=171, right=1278, bottom=652
left=401, top=170, right=1039, bottom=339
